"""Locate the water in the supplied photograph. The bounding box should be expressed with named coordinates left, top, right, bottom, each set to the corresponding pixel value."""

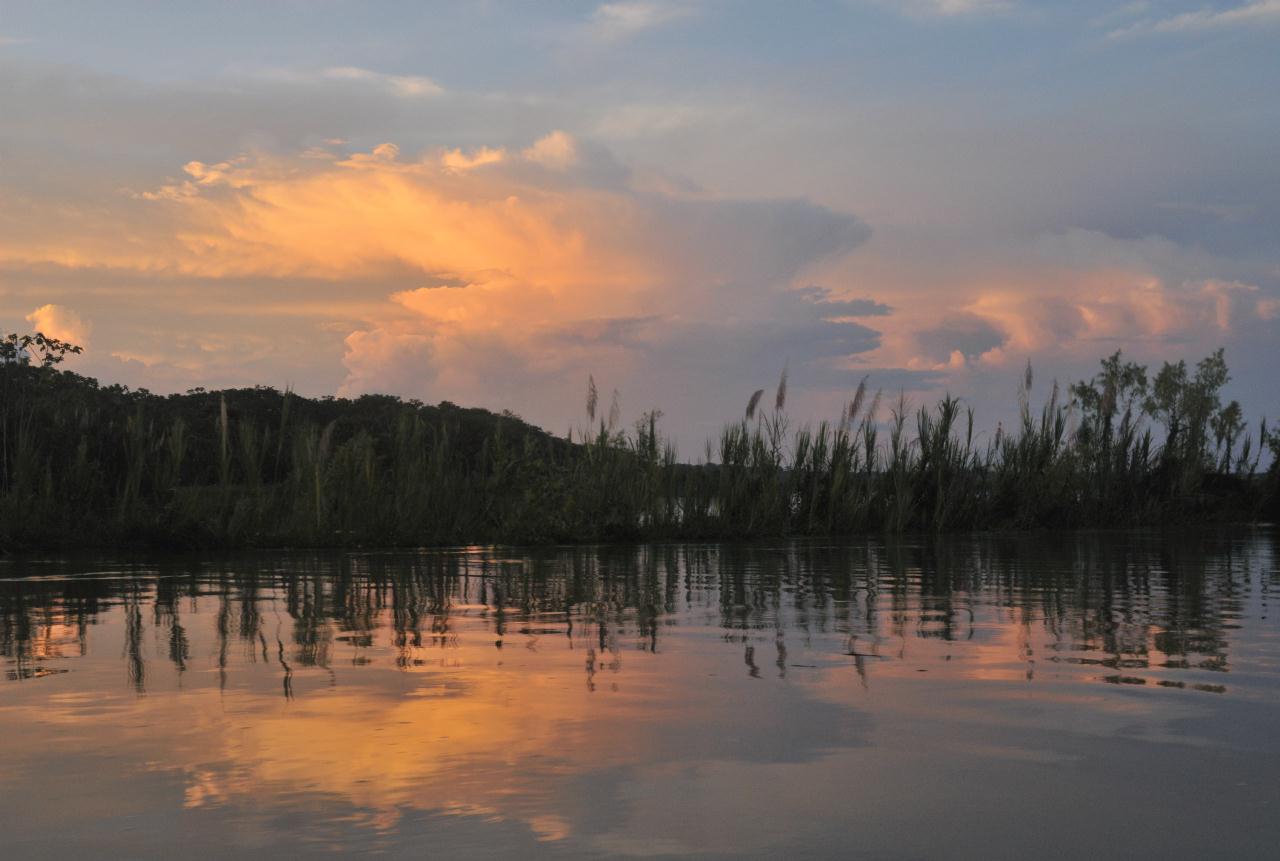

left=2, top=530, right=1279, bottom=859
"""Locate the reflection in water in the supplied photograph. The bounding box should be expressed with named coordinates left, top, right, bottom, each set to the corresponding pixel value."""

left=2, top=530, right=1279, bottom=859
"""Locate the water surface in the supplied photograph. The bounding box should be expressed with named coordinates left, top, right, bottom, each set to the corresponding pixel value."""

left=3, top=530, right=1279, bottom=858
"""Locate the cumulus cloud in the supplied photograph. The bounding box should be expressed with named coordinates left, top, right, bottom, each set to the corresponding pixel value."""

left=2, top=134, right=874, bottom=447
left=521, top=130, right=580, bottom=170
left=25, top=304, right=91, bottom=346
left=964, top=275, right=1275, bottom=356
left=340, top=326, right=437, bottom=397
left=833, top=228, right=1279, bottom=386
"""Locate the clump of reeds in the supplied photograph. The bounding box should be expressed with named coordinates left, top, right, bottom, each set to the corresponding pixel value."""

left=0, top=330, right=1273, bottom=550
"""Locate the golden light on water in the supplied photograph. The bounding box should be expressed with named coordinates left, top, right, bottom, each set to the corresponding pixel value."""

left=3, top=537, right=1271, bottom=855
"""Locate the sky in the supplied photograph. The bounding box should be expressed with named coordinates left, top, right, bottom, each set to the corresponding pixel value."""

left=2, top=1, right=1278, bottom=450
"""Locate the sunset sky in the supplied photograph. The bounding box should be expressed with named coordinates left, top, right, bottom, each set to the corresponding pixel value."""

left=2, top=1, right=1278, bottom=448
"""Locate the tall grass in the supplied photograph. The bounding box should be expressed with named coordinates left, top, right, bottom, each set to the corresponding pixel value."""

left=0, top=334, right=1276, bottom=549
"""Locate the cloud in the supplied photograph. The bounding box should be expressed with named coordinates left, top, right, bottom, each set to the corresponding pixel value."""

left=592, top=101, right=744, bottom=142
left=1109, top=0, right=1280, bottom=37
left=340, top=325, right=437, bottom=396
left=0, top=36, right=34, bottom=47
left=586, top=2, right=698, bottom=42
left=25, top=303, right=91, bottom=346
left=879, top=0, right=1013, bottom=18
left=244, top=65, right=445, bottom=97
left=319, top=66, right=444, bottom=97
left=793, top=286, right=892, bottom=318
left=0, top=57, right=473, bottom=181
left=915, top=313, right=1008, bottom=365
left=830, top=228, right=1279, bottom=386
left=1089, top=2, right=1152, bottom=29
left=521, top=130, right=579, bottom=170
left=2, top=134, right=873, bottom=448
left=964, top=275, right=1274, bottom=354
left=441, top=146, right=506, bottom=172
left=3, top=35, right=1275, bottom=440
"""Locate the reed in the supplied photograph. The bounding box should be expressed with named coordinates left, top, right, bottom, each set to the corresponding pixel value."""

left=0, top=332, right=1275, bottom=549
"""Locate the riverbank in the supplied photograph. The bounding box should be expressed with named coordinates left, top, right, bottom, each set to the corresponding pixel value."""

left=3, top=336, right=1278, bottom=550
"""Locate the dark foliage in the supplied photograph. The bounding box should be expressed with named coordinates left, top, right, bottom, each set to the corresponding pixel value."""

left=1, top=333, right=1275, bottom=549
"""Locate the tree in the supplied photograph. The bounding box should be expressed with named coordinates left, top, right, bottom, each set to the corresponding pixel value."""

left=1, top=332, right=84, bottom=491
left=1, top=331, right=83, bottom=368
left=1070, top=350, right=1148, bottom=469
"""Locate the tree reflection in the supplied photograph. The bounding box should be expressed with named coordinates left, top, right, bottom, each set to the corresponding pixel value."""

left=1, top=528, right=1275, bottom=697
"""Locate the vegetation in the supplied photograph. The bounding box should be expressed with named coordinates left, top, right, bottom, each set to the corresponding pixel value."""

left=1, top=331, right=1276, bottom=549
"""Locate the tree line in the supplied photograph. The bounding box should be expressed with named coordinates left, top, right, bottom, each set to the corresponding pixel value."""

left=1, top=331, right=1276, bottom=549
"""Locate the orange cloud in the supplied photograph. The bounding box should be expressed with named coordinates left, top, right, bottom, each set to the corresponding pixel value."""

left=521, top=130, right=579, bottom=170
left=150, top=140, right=644, bottom=290
left=1, top=134, right=871, bottom=427
left=25, top=303, right=91, bottom=346
left=961, top=274, right=1275, bottom=364
left=826, top=235, right=1278, bottom=378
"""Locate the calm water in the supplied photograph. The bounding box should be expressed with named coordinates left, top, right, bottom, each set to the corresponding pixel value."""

left=2, top=530, right=1279, bottom=859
